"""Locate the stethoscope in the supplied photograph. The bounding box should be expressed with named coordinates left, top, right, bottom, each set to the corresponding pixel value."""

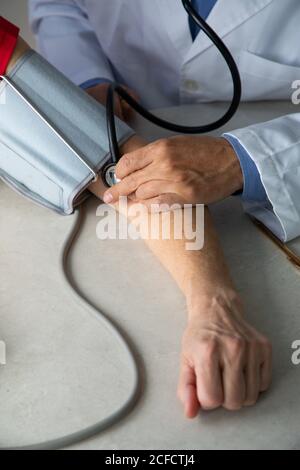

left=0, top=0, right=242, bottom=191
left=102, top=0, right=242, bottom=187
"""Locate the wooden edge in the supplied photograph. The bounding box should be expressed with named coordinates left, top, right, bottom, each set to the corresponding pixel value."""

left=249, top=216, right=300, bottom=270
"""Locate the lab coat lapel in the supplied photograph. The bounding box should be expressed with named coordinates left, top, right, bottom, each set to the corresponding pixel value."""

left=154, top=0, right=193, bottom=61
left=183, top=0, right=274, bottom=64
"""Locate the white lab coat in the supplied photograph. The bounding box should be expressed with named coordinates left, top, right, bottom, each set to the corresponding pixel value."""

left=29, top=0, right=300, bottom=241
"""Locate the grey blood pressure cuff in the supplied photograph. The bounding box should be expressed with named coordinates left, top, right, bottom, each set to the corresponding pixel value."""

left=0, top=50, right=135, bottom=214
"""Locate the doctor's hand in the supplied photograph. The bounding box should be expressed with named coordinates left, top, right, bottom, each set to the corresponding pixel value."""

left=179, top=292, right=272, bottom=417
left=86, top=83, right=139, bottom=122
left=103, top=136, right=243, bottom=208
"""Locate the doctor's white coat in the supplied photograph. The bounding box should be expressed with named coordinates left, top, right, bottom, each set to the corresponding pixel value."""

left=29, top=0, right=300, bottom=241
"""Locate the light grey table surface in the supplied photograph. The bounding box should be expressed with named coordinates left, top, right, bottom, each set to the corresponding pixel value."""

left=1, top=102, right=300, bottom=450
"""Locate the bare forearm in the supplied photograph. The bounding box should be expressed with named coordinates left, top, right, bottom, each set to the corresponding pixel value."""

left=135, top=202, right=271, bottom=416
left=141, top=207, right=236, bottom=314
left=91, top=173, right=236, bottom=318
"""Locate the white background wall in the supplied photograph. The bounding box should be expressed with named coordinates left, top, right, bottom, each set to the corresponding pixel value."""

left=1, top=0, right=35, bottom=46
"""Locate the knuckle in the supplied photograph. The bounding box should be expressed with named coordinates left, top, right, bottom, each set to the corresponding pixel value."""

left=199, top=339, right=219, bottom=361
left=117, top=154, right=132, bottom=177
left=227, top=337, right=246, bottom=357
left=174, top=170, right=187, bottom=184
left=184, top=184, right=198, bottom=201
left=156, top=139, right=175, bottom=164
left=158, top=138, right=172, bottom=154
left=121, top=153, right=132, bottom=169
left=161, top=155, right=175, bottom=172
left=127, top=173, right=138, bottom=189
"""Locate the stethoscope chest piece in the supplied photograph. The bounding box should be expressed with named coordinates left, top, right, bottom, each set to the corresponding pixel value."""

left=102, top=163, right=120, bottom=187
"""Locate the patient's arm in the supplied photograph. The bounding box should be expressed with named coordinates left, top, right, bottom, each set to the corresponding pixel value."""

left=90, top=160, right=272, bottom=417
left=149, top=208, right=272, bottom=415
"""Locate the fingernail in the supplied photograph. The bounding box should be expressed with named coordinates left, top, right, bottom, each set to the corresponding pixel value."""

left=103, top=192, right=113, bottom=204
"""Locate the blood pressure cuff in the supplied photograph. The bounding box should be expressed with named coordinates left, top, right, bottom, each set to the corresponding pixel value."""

left=0, top=50, right=135, bottom=214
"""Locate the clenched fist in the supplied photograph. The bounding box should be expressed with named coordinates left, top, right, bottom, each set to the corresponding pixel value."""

left=178, top=291, right=272, bottom=417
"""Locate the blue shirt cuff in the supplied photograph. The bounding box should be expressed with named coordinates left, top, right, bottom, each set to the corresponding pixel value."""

left=80, top=77, right=112, bottom=90
left=223, top=134, right=268, bottom=203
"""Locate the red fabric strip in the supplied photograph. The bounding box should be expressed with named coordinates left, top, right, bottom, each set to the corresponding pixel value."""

left=0, top=17, right=20, bottom=76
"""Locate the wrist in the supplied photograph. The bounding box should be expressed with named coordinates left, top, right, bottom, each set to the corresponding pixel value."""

left=186, top=285, right=241, bottom=322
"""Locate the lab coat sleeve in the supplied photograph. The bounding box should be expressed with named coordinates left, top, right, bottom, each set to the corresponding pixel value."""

left=225, top=113, right=300, bottom=242
left=28, top=0, right=114, bottom=86
left=223, top=134, right=268, bottom=203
